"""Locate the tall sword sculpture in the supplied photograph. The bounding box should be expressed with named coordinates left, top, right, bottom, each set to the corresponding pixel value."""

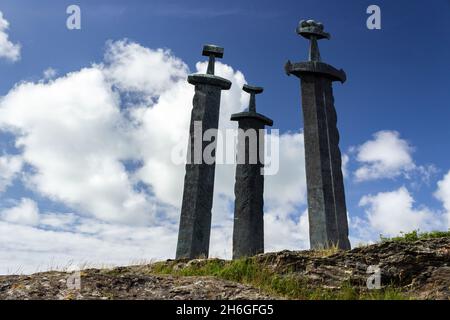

left=176, top=45, right=232, bottom=259
left=231, top=85, right=273, bottom=259
left=285, top=20, right=351, bottom=250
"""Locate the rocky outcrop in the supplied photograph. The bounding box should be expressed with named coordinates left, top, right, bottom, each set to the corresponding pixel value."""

left=253, top=237, right=450, bottom=299
left=0, top=271, right=274, bottom=300
left=0, top=237, right=448, bottom=300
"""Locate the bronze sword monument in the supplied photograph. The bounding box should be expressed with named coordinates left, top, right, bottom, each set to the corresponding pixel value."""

left=231, top=85, right=273, bottom=259
left=285, top=20, right=351, bottom=250
left=176, top=45, right=232, bottom=259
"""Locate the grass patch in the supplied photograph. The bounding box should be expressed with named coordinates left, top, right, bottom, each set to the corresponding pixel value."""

left=150, top=258, right=409, bottom=300
left=308, top=244, right=340, bottom=258
left=380, top=230, right=450, bottom=243
left=148, top=230, right=450, bottom=299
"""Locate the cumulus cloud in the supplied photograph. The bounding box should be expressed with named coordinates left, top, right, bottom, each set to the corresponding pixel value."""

left=1, top=198, right=40, bottom=226
left=435, top=171, right=450, bottom=228
left=39, top=212, right=76, bottom=229
left=265, top=133, right=306, bottom=207
left=265, top=209, right=309, bottom=252
left=0, top=154, right=22, bottom=192
left=0, top=40, right=309, bottom=273
left=0, top=218, right=177, bottom=274
left=0, top=66, right=153, bottom=225
left=0, top=12, right=20, bottom=62
left=341, top=153, right=349, bottom=178
left=358, top=186, right=447, bottom=239
left=354, top=131, right=415, bottom=181
left=351, top=167, right=450, bottom=244
left=103, top=40, right=189, bottom=96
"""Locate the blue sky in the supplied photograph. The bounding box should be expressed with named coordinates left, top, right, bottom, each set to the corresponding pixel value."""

left=0, top=0, right=449, bottom=273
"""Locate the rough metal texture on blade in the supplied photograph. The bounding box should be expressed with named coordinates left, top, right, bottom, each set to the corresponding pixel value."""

left=300, top=75, right=350, bottom=250
left=176, top=84, right=222, bottom=259
left=231, top=85, right=273, bottom=259
left=176, top=45, right=231, bottom=260
left=286, top=19, right=351, bottom=251
left=231, top=118, right=266, bottom=259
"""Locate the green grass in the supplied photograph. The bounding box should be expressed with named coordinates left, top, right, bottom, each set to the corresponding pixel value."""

left=150, top=257, right=409, bottom=300
left=148, top=230, right=450, bottom=299
left=380, top=230, right=450, bottom=243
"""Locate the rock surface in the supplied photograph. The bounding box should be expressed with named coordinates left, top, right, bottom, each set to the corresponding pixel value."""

left=252, top=237, right=450, bottom=299
left=0, top=237, right=449, bottom=300
left=0, top=271, right=273, bottom=300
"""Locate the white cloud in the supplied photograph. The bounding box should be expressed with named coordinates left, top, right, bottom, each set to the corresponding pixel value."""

left=1, top=198, right=40, bottom=226
left=0, top=154, right=22, bottom=192
left=265, top=208, right=309, bottom=252
left=40, top=212, right=76, bottom=229
left=0, top=218, right=177, bottom=274
left=0, top=66, right=152, bottom=225
left=265, top=133, right=307, bottom=207
left=359, top=186, right=446, bottom=237
left=352, top=169, right=450, bottom=244
left=341, top=153, right=349, bottom=178
left=0, top=11, right=20, bottom=62
left=43, top=68, right=58, bottom=80
left=103, top=40, right=189, bottom=96
left=435, top=171, right=450, bottom=228
left=354, top=131, right=415, bottom=181
left=348, top=215, right=377, bottom=247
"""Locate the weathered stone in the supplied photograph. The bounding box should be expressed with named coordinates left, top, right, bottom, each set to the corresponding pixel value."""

left=1, top=237, right=448, bottom=299
left=286, top=20, right=350, bottom=250
left=255, top=237, right=450, bottom=298
left=176, top=45, right=231, bottom=260
left=0, top=272, right=275, bottom=300
left=231, top=85, right=273, bottom=259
